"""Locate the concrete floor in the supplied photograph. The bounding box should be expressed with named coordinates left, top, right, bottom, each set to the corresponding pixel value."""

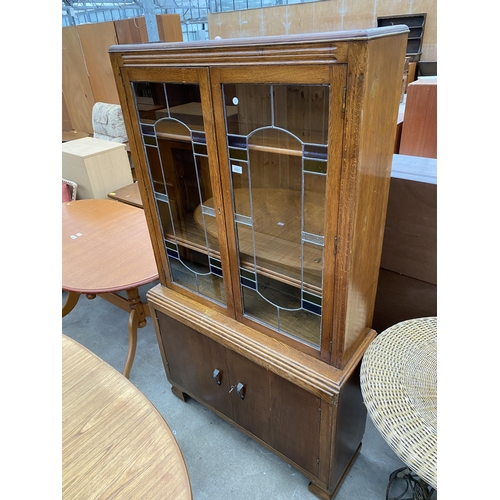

left=62, top=283, right=418, bottom=500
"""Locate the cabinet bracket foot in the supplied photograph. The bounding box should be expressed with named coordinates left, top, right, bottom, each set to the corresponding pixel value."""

left=171, top=385, right=188, bottom=402
left=308, top=442, right=363, bottom=499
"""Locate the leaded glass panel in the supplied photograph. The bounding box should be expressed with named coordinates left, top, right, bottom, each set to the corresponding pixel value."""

left=224, top=83, right=329, bottom=348
left=131, top=81, right=225, bottom=305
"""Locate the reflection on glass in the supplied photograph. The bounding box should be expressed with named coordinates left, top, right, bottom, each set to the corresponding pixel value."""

left=132, top=81, right=225, bottom=305
left=225, top=83, right=329, bottom=348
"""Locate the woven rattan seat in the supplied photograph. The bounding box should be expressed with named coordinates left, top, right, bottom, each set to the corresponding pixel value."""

left=360, top=317, right=437, bottom=490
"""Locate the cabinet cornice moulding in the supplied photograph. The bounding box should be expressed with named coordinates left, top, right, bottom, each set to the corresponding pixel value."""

left=109, top=26, right=408, bottom=68
left=148, top=285, right=375, bottom=403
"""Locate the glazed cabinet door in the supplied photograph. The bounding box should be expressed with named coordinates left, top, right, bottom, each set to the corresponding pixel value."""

left=156, top=311, right=233, bottom=418
left=210, top=65, right=347, bottom=360
left=119, top=67, right=234, bottom=313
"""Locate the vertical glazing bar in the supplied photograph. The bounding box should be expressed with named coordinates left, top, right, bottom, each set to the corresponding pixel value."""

left=270, top=84, right=275, bottom=127
left=162, top=83, right=170, bottom=117
left=152, top=128, right=169, bottom=194
left=301, top=145, right=305, bottom=302
left=192, top=151, right=211, bottom=252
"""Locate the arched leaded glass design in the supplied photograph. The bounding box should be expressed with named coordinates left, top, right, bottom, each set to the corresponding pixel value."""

left=223, top=83, right=329, bottom=348
left=131, top=81, right=225, bottom=305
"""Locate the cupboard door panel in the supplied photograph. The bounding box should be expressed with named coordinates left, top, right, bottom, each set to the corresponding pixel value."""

left=227, top=350, right=321, bottom=476
left=226, top=349, right=272, bottom=441
left=157, top=312, right=233, bottom=417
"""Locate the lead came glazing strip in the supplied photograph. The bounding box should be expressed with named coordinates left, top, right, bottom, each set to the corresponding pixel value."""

left=201, top=206, right=216, bottom=217
left=141, top=124, right=155, bottom=135
left=210, top=266, right=223, bottom=277
left=228, top=135, right=247, bottom=148
left=303, top=291, right=322, bottom=306
left=229, top=147, right=247, bottom=161
left=304, top=158, right=327, bottom=174
left=302, top=300, right=322, bottom=316
left=210, top=257, right=222, bottom=268
left=240, top=267, right=257, bottom=290
left=143, top=135, right=157, bottom=146
left=235, top=214, right=252, bottom=226
left=166, top=248, right=179, bottom=259
left=241, top=277, right=257, bottom=290
left=155, top=192, right=169, bottom=203
left=192, top=131, right=206, bottom=144
left=194, top=143, right=208, bottom=155
left=304, top=144, right=327, bottom=174
left=302, top=232, right=324, bottom=246
left=165, top=240, right=179, bottom=259
left=166, top=240, right=177, bottom=251
left=304, top=144, right=328, bottom=159
left=240, top=268, right=256, bottom=281
left=210, top=255, right=223, bottom=277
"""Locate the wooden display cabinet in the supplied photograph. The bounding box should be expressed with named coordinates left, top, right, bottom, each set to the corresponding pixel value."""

left=110, top=26, right=408, bottom=499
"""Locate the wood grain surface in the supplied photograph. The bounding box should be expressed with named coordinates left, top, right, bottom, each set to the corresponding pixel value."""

left=108, top=182, right=143, bottom=208
left=62, top=335, right=192, bottom=499
left=62, top=199, right=158, bottom=293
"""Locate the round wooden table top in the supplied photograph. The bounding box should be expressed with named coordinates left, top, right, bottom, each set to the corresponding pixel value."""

left=62, top=199, right=159, bottom=294
left=62, top=334, right=192, bottom=500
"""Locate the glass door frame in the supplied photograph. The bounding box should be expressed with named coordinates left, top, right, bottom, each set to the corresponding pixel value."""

left=119, top=66, right=237, bottom=317
left=210, top=64, right=347, bottom=361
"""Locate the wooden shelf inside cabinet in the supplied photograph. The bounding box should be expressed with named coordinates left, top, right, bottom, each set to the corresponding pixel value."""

left=193, top=187, right=324, bottom=281
left=110, top=27, right=409, bottom=500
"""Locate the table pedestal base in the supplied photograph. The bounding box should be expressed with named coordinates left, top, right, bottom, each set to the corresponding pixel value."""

left=386, top=466, right=436, bottom=500
left=62, top=288, right=151, bottom=378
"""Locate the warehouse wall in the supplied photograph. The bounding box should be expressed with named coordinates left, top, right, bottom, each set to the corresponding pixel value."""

left=62, top=14, right=183, bottom=135
left=208, top=0, right=437, bottom=61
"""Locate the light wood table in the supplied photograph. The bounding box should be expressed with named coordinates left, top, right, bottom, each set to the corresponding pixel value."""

left=62, top=199, right=159, bottom=378
left=62, top=334, right=192, bottom=500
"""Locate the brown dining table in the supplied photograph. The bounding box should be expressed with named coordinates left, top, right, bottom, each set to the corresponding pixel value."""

left=62, top=334, right=192, bottom=499
left=108, top=181, right=143, bottom=208
left=62, top=198, right=159, bottom=378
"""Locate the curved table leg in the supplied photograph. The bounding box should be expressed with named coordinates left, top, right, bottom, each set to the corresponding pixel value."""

left=123, top=308, right=139, bottom=379
left=71, top=287, right=151, bottom=379
left=63, top=292, right=81, bottom=317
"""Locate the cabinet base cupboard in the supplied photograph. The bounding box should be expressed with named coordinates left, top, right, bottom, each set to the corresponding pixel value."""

left=149, top=285, right=375, bottom=499
left=110, top=26, right=409, bottom=499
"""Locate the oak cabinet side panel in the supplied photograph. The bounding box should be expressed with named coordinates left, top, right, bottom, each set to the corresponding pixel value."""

left=340, top=33, right=408, bottom=365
